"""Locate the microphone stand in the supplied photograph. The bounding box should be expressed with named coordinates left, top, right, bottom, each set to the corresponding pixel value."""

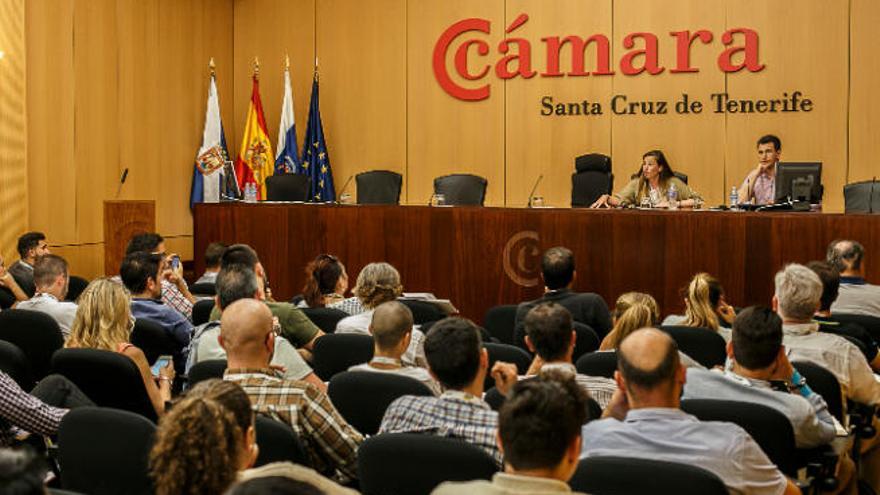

left=335, top=175, right=354, bottom=205
left=527, top=175, right=544, bottom=208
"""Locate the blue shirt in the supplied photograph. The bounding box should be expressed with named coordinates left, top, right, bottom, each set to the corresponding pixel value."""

left=131, top=298, right=193, bottom=368
left=581, top=408, right=788, bottom=495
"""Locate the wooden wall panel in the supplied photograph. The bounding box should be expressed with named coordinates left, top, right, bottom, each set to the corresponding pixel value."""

left=406, top=0, right=505, bottom=206
left=724, top=0, right=849, bottom=212
left=0, top=0, right=27, bottom=262
left=610, top=0, right=727, bottom=207
left=504, top=0, right=613, bottom=208
left=316, top=0, right=406, bottom=203
left=849, top=0, right=880, bottom=184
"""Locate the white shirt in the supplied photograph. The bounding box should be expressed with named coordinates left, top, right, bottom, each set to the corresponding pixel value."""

left=336, top=310, right=427, bottom=368
left=16, top=293, right=77, bottom=340
left=348, top=357, right=442, bottom=395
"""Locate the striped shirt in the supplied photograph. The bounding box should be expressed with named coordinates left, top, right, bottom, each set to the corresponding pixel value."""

left=379, top=390, right=502, bottom=467
left=0, top=372, right=67, bottom=446
left=224, top=368, right=363, bottom=481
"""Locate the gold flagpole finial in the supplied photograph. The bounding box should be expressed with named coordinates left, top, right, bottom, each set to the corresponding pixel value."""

left=253, top=57, right=260, bottom=79
left=208, top=57, right=216, bottom=77
left=285, top=54, right=290, bottom=71
left=314, top=57, right=319, bottom=81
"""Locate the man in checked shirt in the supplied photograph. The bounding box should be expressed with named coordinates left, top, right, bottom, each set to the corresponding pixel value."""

left=0, top=372, right=93, bottom=447
left=221, top=298, right=362, bottom=482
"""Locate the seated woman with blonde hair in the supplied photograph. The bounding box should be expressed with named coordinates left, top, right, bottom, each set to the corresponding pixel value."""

left=663, top=273, right=736, bottom=341
left=66, top=278, right=173, bottom=417
left=590, top=150, right=702, bottom=208
left=599, top=292, right=659, bottom=350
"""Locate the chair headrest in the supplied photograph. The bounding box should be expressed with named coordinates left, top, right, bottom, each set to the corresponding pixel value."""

left=575, top=154, right=611, bottom=173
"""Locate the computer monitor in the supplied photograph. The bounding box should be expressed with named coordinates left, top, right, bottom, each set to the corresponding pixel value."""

left=774, top=162, right=823, bottom=204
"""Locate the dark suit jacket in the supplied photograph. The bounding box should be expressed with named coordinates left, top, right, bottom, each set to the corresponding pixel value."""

left=8, top=260, right=35, bottom=298
left=513, top=288, right=612, bottom=349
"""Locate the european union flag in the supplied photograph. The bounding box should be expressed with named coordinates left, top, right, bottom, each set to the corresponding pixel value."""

left=301, top=73, right=335, bottom=202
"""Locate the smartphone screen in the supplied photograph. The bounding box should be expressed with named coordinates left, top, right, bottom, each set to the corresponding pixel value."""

left=170, top=256, right=180, bottom=271
left=151, top=355, right=172, bottom=376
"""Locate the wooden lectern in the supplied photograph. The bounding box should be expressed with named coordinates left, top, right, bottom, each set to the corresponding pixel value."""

left=103, top=200, right=155, bottom=276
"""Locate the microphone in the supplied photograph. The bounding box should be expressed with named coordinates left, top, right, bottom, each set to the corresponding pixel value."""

left=336, top=175, right=354, bottom=204
left=115, top=168, right=129, bottom=198
left=870, top=177, right=877, bottom=214
left=527, top=174, right=544, bottom=208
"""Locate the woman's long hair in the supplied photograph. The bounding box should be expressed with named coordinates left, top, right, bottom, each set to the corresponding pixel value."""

left=67, top=278, right=132, bottom=350
left=682, top=273, right=724, bottom=331
left=607, top=302, right=656, bottom=349
left=150, top=379, right=254, bottom=495
left=302, top=254, right=345, bottom=308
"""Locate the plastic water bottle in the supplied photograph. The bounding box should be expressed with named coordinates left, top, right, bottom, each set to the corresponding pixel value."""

left=667, top=183, right=679, bottom=210
left=245, top=183, right=256, bottom=202
left=729, top=187, right=739, bottom=210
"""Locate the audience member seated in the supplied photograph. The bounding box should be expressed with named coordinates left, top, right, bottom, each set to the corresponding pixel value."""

left=220, top=298, right=362, bottom=482
left=150, top=379, right=258, bottom=495
left=514, top=247, right=612, bottom=348
left=379, top=317, right=518, bottom=468
left=336, top=262, right=426, bottom=367
left=66, top=278, right=174, bottom=417
left=523, top=302, right=617, bottom=408
left=774, top=263, right=880, bottom=406
left=124, top=232, right=196, bottom=320
left=808, top=260, right=880, bottom=370
left=194, top=242, right=227, bottom=285
left=0, top=446, right=48, bottom=494
left=684, top=306, right=837, bottom=449
left=0, top=371, right=93, bottom=447
left=348, top=301, right=442, bottom=395
left=298, top=254, right=365, bottom=315
left=121, top=252, right=193, bottom=371
left=433, top=373, right=589, bottom=495
left=234, top=462, right=359, bottom=495
left=15, top=254, right=78, bottom=340
left=600, top=298, right=657, bottom=351
left=581, top=328, right=798, bottom=495
left=8, top=232, right=50, bottom=298
left=212, top=244, right=323, bottom=353
left=662, top=273, right=736, bottom=340
left=187, top=264, right=322, bottom=389
left=0, top=254, right=28, bottom=307
left=827, top=240, right=880, bottom=317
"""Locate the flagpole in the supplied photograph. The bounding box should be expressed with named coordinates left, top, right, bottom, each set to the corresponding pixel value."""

left=208, top=57, right=216, bottom=78
left=253, top=56, right=260, bottom=80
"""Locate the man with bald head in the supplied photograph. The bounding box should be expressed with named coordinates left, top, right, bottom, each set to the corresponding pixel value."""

left=580, top=328, right=797, bottom=495
left=221, top=298, right=364, bottom=482
left=348, top=301, right=441, bottom=395
left=827, top=239, right=880, bottom=317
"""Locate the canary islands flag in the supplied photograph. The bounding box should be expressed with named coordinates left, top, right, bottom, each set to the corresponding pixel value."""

left=275, top=63, right=300, bottom=175
left=234, top=75, right=274, bottom=200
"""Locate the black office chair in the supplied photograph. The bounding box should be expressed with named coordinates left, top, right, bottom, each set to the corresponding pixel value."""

left=65, top=276, right=89, bottom=302
left=569, top=456, right=727, bottom=495
left=571, top=153, right=613, bottom=207
left=830, top=313, right=880, bottom=341
left=0, top=339, right=34, bottom=390
left=328, top=371, right=434, bottom=435
left=485, top=382, right=603, bottom=420
left=266, top=173, right=311, bottom=201
left=187, top=359, right=227, bottom=387
left=658, top=325, right=727, bottom=369
left=302, top=306, right=349, bottom=334
left=0, top=309, right=64, bottom=382
left=674, top=171, right=689, bottom=184
left=311, top=333, right=374, bottom=381
left=681, top=398, right=798, bottom=476
left=844, top=180, right=880, bottom=214
left=358, top=433, right=498, bottom=495
left=192, top=299, right=216, bottom=326
left=575, top=351, right=618, bottom=379
left=130, top=318, right=179, bottom=370
left=0, top=287, right=15, bottom=309
left=356, top=170, right=403, bottom=205
left=189, top=282, right=216, bottom=296
left=793, top=361, right=845, bottom=423
left=399, top=299, right=446, bottom=325
left=483, top=343, right=532, bottom=390
left=51, top=348, right=158, bottom=422
left=433, top=174, right=488, bottom=206
left=254, top=414, right=311, bottom=467
left=58, top=407, right=156, bottom=495
left=572, top=322, right=600, bottom=361
left=483, top=305, right=517, bottom=345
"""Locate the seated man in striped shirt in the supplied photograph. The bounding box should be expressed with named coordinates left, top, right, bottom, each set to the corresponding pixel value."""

left=379, top=317, right=518, bottom=467
left=523, top=302, right=617, bottom=409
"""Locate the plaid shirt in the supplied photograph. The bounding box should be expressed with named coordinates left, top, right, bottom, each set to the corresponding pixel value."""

left=161, top=280, right=193, bottom=321
left=536, top=362, right=617, bottom=409
left=0, top=372, right=67, bottom=446
left=224, top=368, right=363, bottom=480
left=379, top=390, right=502, bottom=467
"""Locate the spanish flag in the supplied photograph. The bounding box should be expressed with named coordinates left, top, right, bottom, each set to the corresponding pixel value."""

left=234, top=73, right=274, bottom=199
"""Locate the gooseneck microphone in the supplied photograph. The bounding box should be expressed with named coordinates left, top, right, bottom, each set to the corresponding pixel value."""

left=527, top=175, right=544, bottom=208
left=335, top=175, right=354, bottom=204
left=870, top=176, right=877, bottom=214
left=115, top=168, right=129, bottom=198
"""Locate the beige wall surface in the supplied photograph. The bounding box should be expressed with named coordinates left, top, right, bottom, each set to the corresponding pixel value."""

left=14, top=0, right=877, bottom=277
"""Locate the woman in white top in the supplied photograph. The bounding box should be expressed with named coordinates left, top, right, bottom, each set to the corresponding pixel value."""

left=298, top=254, right=365, bottom=315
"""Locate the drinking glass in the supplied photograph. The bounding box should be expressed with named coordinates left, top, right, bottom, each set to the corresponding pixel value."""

left=430, top=193, right=447, bottom=207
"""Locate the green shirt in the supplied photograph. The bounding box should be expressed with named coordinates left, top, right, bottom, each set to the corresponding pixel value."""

left=210, top=301, right=320, bottom=348
left=614, top=176, right=701, bottom=206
